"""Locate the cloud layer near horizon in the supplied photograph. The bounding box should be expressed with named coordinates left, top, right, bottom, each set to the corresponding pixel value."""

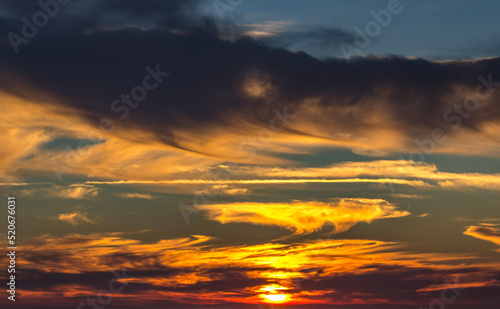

left=2, top=232, right=497, bottom=307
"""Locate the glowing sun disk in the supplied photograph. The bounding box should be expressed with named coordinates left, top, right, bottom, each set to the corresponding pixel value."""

left=262, top=294, right=288, bottom=303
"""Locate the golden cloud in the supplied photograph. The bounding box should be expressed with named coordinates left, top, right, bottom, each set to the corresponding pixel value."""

left=197, top=198, right=409, bottom=234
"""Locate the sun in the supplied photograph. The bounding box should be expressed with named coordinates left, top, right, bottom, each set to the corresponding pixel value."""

left=262, top=294, right=288, bottom=303
left=259, top=284, right=290, bottom=303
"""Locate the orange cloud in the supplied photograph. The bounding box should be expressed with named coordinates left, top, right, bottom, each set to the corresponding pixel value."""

left=464, top=225, right=500, bottom=246
left=6, top=214, right=497, bottom=308
left=2, top=88, right=500, bottom=189
left=238, top=160, right=500, bottom=191
left=19, top=233, right=478, bottom=276
left=13, top=232, right=499, bottom=307
left=0, top=92, right=223, bottom=182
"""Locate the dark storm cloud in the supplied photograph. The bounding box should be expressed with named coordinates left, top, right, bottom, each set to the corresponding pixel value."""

left=0, top=0, right=499, bottom=156
left=0, top=0, right=202, bottom=35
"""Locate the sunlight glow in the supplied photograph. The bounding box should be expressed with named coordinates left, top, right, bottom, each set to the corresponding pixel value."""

left=260, top=284, right=286, bottom=293
left=259, top=284, right=290, bottom=303
left=262, top=294, right=288, bottom=303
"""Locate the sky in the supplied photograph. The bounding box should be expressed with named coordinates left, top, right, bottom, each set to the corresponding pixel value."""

left=0, top=0, right=499, bottom=308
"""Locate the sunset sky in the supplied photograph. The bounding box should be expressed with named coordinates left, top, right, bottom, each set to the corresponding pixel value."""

left=0, top=0, right=499, bottom=308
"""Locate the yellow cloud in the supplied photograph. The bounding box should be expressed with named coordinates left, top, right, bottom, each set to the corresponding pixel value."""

left=197, top=198, right=409, bottom=234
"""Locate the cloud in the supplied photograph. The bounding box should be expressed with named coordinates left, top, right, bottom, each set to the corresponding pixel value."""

left=255, top=25, right=355, bottom=58
left=0, top=91, right=223, bottom=181
left=200, top=185, right=250, bottom=196
left=0, top=0, right=202, bottom=36
left=9, top=158, right=500, bottom=199
left=464, top=225, right=500, bottom=246
left=390, top=193, right=431, bottom=199
left=13, top=232, right=500, bottom=307
left=454, top=217, right=500, bottom=222
left=7, top=159, right=500, bottom=198
left=54, top=185, right=100, bottom=199
left=197, top=198, right=409, bottom=234
left=18, top=184, right=99, bottom=199
left=0, top=2, right=498, bottom=308
left=0, top=0, right=499, bottom=178
left=0, top=0, right=499, bottom=185
left=118, top=192, right=155, bottom=199
left=58, top=211, right=96, bottom=226
left=237, top=160, right=500, bottom=191
left=241, top=20, right=294, bottom=38
left=82, top=177, right=429, bottom=187
left=219, top=187, right=249, bottom=195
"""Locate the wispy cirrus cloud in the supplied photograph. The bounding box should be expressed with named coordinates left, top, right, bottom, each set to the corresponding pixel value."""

left=390, top=193, right=431, bottom=199
left=5, top=159, right=500, bottom=201
left=237, top=160, right=500, bottom=191
left=117, top=192, right=155, bottom=199
left=54, top=185, right=100, bottom=199
left=58, top=211, right=97, bottom=226
left=198, top=184, right=250, bottom=196
left=75, top=160, right=500, bottom=193
left=19, top=185, right=99, bottom=199
left=0, top=92, right=221, bottom=182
